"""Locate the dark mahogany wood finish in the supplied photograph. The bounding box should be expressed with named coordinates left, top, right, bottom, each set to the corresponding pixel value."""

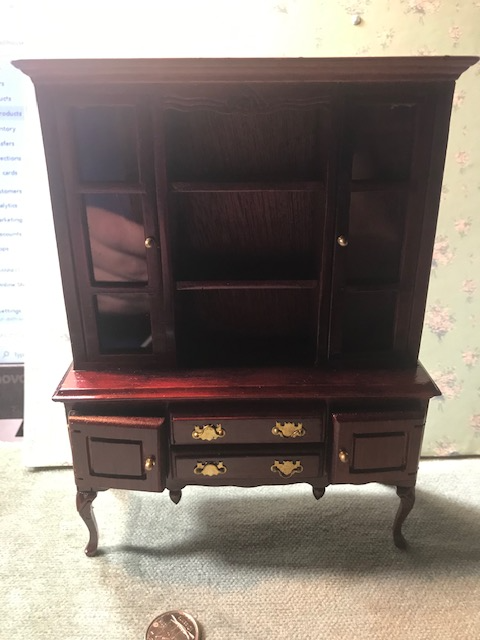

left=14, top=56, right=478, bottom=556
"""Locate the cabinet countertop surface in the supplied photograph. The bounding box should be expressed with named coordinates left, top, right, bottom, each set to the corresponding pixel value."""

left=54, top=363, right=440, bottom=402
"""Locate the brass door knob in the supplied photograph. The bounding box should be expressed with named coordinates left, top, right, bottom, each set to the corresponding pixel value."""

left=338, top=449, right=349, bottom=464
left=145, top=456, right=156, bottom=471
left=144, top=237, right=155, bottom=249
left=337, top=235, right=348, bottom=247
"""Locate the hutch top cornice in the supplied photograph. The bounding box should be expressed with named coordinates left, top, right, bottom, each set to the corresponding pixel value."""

left=12, top=56, right=479, bottom=85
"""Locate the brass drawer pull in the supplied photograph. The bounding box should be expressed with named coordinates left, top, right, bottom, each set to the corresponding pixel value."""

left=144, top=456, right=156, bottom=471
left=271, top=421, right=305, bottom=438
left=194, top=461, right=227, bottom=476
left=270, top=460, right=303, bottom=479
left=337, top=235, right=348, bottom=247
left=338, top=449, right=349, bottom=464
left=192, top=423, right=225, bottom=441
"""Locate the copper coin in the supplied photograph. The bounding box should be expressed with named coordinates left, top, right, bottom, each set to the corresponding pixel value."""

left=146, top=611, right=201, bottom=640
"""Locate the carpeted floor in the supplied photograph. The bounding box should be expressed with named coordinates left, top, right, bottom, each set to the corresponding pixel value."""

left=1, top=442, right=479, bottom=640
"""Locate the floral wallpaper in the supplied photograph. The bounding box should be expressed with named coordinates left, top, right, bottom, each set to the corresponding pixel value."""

left=18, top=0, right=480, bottom=456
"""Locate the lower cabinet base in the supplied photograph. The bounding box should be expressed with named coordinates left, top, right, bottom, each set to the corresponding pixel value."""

left=75, top=482, right=416, bottom=557
left=62, top=367, right=436, bottom=558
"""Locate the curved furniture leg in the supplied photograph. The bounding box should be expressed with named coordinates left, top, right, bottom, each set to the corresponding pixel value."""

left=76, top=490, right=99, bottom=557
left=393, top=486, right=415, bottom=550
left=312, top=486, right=325, bottom=500
left=170, top=490, right=182, bottom=504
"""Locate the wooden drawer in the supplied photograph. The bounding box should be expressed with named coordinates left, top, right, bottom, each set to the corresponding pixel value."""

left=173, top=451, right=322, bottom=484
left=170, top=413, right=324, bottom=445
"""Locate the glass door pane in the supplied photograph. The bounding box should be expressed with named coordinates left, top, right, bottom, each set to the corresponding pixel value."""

left=345, top=191, right=406, bottom=285
left=341, top=290, right=397, bottom=354
left=73, top=106, right=139, bottom=183
left=82, top=194, right=148, bottom=284
left=95, top=293, right=152, bottom=354
left=350, top=103, right=416, bottom=182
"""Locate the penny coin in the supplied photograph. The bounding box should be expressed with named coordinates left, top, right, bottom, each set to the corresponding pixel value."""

left=146, top=610, right=201, bottom=640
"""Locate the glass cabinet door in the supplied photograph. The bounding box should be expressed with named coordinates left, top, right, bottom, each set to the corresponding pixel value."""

left=57, top=100, right=168, bottom=365
left=329, top=97, right=420, bottom=364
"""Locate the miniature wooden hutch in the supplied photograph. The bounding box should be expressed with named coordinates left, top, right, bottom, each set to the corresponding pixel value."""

left=14, top=56, right=478, bottom=555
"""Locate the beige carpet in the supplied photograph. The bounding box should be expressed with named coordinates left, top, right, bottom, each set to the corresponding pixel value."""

left=1, top=442, right=479, bottom=640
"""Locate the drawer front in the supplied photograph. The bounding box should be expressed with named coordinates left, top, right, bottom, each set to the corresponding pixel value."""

left=171, top=414, right=324, bottom=445
left=173, top=452, right=322, bottom=484
left=331, top=410, right=426, bottom=484
left=68, top=413, right=166, bottom=492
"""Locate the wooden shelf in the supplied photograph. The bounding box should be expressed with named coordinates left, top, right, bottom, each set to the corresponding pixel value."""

left=170, top=181, right=324, bottom=193
left=176, top=279, right=319, bottom=291
left=76, top=182, right=145, bottom=194
left=350, top=179, right=409, bottom=193
left=345, top=283, right=400, bottom=293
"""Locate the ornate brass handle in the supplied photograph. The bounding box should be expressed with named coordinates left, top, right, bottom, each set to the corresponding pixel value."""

left=270, top=460, right=304, bottom=479
left=271, top=421, right=305, bottom=439
left=337, top=235, right=348, bottom=247
left=338, top=449, right=349, bottom=464
left=192, top=423, right=225, bottom=441
left=145, top=456, right=156, bottom=471
left=193, top=461, right=227, bottom=476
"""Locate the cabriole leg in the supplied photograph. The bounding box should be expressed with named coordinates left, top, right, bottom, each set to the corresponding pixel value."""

left=76, top=490, right=99, bottom=557
left=393, top=486, right=415, bottom=549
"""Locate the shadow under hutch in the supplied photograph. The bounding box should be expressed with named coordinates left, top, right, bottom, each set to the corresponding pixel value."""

left=14, top=56, right=478, bottom=556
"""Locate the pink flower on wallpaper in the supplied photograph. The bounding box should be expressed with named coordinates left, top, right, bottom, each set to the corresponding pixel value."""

left=454, top=151, right=470, bottom=170
left=449, top=26, right=462, bottom=46
left=431, top=235, right=454, bottom=269
left=452, top=90, right=466, bottom=110
left=425, top=303, right=455, bottom=339
left=454, top=218, right=472, bottom=236
left=462, top=349, right=479, bottom=368
left=470, top=414, right=480, bottom=435
left=462, top=279, right=476, bottom=301
left=432, top=440, right=460, bottom=456
left=432, top=368, right=462, bottom=399
left=406, top=0, right=440, bottom=14
left=341, top=1, right=372, bottom=15
left=377, top=28, right=395, bottom=50
left=417, top=46, right=438, bottom=56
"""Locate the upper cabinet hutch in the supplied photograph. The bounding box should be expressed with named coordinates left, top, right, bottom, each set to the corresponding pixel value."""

left=14, top=57, right=478, bottom=555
